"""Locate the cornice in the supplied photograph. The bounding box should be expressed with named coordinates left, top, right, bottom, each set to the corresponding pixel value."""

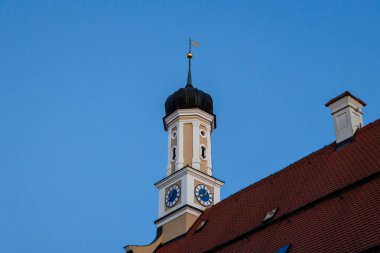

left=163, top=109, right=216, bottom=131
left=154, top=166, right=224, bottom=189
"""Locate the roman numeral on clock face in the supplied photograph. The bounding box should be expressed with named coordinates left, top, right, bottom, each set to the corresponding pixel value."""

left=195, top=184, right=213, bottom=207
left=165, top=184, right=181, bottom=208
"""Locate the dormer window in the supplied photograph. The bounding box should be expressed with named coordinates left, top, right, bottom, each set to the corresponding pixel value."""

left=200, top=145, right=207, bottom=160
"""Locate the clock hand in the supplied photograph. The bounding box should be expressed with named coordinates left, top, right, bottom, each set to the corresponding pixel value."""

left=199, top=192, right=207, bottom=198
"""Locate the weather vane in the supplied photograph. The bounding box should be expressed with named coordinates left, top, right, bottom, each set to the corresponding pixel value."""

left=186, top=38, right=200, bottom=88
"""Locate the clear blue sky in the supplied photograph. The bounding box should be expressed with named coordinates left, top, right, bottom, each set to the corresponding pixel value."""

left=1, top=1, right=379, bottom=252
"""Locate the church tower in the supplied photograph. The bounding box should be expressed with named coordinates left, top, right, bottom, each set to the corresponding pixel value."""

left=155, top=45, right=224, bottom=243
left=124, top=43, right=224, bottom=253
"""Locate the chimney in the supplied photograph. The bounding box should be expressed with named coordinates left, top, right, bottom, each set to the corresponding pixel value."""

left=325, top=91, right=366, bottom=144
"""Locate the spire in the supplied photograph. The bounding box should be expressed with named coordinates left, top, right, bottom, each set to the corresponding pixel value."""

left=186, top=38, right=193, bottom=88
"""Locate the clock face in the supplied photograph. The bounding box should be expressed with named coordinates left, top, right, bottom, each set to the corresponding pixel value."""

left=165, top=184, right=181, bottom=208
left=195, top=184, right=213, bottom=207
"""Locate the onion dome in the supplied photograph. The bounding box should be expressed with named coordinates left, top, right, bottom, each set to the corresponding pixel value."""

left=165, top=84, right=214, bottom=116
left=165, top=49, right=214, bottom=116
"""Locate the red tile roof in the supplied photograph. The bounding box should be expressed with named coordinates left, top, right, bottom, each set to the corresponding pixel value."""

left=156, top=119, right=380, bottom=253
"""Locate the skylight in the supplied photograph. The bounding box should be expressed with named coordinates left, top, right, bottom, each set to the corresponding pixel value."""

left=277, top=244, right=291, bottom=253
left=263, top=208, right=278, bottom=222
left=195, top=220, right=207, bottom=232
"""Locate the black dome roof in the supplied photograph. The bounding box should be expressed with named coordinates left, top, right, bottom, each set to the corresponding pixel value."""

left=165, top=84, right=214, bottom=116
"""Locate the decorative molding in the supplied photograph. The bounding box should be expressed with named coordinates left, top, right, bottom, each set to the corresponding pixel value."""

left=177, top=122, right=184, bottom=170
left=155, top=166, right=224, bottom=189
left=192, top=122, right=200, bottom=169
left=206, top=130, right=212, bottom=175
left=164, top=109, right=215, bottom=131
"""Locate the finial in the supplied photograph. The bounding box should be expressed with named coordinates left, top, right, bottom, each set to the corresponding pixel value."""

left=186, top=38, right=193, bottom=88
left=185, top=38, right=200, bottom=88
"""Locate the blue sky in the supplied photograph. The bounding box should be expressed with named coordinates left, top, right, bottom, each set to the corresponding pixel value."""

left=1, top=1, right=380, bottom=252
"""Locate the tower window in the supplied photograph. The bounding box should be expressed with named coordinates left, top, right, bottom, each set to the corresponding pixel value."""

left=200, top=130, right=207, bottom=138
left=171, top=146, right=177, bottom=161
left=200, top=145, right=207, bottom=160
left=171, top=130, right=177, bottom=139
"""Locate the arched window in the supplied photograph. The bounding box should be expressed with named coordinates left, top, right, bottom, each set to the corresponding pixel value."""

left=171, top=146, right=177, bottom=161
left=201, top=145, right=207, bottom=160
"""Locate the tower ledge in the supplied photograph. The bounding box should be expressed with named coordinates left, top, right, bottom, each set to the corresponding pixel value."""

left=163, top=108, right=216, bottom=131
left=154, top=165, right=224, bottom=188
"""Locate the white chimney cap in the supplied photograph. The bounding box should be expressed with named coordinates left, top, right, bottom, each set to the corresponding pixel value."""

left=325, top=91, right=366, bottom=107
left=326, top=91, right=366, bottom=144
